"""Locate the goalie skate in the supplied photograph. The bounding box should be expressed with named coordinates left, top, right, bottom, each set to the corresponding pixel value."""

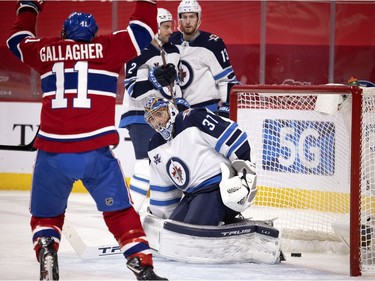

left=38, top=237, right=59, bottom=281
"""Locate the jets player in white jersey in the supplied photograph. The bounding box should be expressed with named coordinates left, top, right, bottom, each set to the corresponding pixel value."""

left=170, top=0, right=239, bottom=117
left=144, top=97, right=257, bottom=225
left=120, top=8, right=185, bottom=212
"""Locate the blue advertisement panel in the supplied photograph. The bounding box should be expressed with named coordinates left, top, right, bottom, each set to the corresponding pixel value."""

left=262, top=119, right=335, bottom=175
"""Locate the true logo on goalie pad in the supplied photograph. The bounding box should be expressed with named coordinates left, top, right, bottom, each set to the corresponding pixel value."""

left=163, top=220, right=279, bottom=238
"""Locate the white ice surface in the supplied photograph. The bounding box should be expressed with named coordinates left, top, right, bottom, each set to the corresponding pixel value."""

left=0, top=190, right=373, bottom=281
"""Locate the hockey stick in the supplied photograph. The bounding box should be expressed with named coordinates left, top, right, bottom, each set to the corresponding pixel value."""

left=160, top=48, right=167, bottom=66
left=0, top=128, right=39, bottom=151
left=62, top=219, right=121, bottom=259
left=160, top=49, right=175, bottom=101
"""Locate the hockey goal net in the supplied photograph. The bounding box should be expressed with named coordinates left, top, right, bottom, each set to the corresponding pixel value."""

left=230, top=84, right=375, bottom=276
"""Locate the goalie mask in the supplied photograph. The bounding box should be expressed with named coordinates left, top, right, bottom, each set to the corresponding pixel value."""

left=144, top=97, right=178, bottom=141
left=62, top=12, right=98, bottom=42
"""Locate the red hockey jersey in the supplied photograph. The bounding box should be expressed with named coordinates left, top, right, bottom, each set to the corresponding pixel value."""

left=7, top=2, right=157, bottom=153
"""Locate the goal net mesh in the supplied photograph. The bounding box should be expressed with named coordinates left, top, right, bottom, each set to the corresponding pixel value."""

left=231, top=85, right=375, bottom=275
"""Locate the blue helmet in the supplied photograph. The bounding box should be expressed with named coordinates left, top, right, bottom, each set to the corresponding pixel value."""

left=62, top=12, right=98, bottom=42
left=144, top=97, right=178, bottom=141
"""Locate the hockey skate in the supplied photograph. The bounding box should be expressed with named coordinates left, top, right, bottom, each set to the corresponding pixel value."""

left=126, top=257, right=168, bottom=280
left=38, top=237, right=59, bottom=281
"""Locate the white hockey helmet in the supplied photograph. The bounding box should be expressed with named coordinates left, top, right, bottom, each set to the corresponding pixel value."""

left=144, top=97, right=178, bottom=141
left=157, top=8, right=173, bottom=28
left=177, top=0, right=202, bottom=21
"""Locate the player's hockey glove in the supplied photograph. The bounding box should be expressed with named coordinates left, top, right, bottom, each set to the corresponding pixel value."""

left=16, top=0, right=44, bottom=15
left=219, top=159, right=257, bottom=213
left=149, top=63, right=177, bottom=89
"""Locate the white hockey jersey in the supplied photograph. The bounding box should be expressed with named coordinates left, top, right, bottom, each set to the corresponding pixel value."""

left=170, top=30, right=239, bottom=112
left=120, top=41, right=182, bottom=128
left=147, top=107, right=252, bottom=219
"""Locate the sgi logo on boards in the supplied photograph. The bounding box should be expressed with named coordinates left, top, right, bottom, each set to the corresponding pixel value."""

left=262, top=119, right=335, bottom=175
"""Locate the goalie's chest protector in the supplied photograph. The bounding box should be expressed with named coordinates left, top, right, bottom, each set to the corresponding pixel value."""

left=148, top=109, right=230, bottom=192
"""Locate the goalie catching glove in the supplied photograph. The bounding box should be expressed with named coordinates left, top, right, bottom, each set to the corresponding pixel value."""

left=219, top=160, right=257, bottom=213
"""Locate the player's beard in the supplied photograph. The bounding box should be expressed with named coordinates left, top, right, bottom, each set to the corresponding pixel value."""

left=181, top=24, right=198, bottom=36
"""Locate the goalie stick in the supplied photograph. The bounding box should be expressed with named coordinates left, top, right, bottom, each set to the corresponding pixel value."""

left=0, top=128, right=39, bottom=151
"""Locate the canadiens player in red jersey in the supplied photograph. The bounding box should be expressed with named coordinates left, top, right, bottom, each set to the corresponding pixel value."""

left=6, top=1, right=170, bottom=280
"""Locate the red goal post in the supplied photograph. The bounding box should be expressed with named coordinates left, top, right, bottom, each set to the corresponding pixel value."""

left=229, top=84, right=374, bottom=276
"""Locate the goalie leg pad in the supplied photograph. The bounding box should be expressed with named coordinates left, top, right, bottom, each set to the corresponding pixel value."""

left=142, top=213, right=282, bottom=264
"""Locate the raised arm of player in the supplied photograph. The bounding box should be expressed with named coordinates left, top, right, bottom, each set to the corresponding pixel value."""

left=7, top=0, right=158, bottom=66
left=6, top=1, right=43, bottom=60
left=127, top=0, right=158, bottom=55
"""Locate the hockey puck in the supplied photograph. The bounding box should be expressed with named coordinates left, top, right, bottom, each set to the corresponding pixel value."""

left=291, top=253, right=302, bottom=257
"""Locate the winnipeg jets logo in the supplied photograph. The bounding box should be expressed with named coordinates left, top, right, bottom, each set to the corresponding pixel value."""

left=167, top=157, right=190, bottom=190
left=153, top=154, right=161, bottom=165
left=171, top=163, right=184, bottom=184
left=178, top=61, right=193, bottom=90
left=178, top=67, right=187, bottom=83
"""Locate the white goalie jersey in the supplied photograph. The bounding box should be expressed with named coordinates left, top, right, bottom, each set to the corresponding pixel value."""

left=147, top=107, right=252, bottom=218
left=169, top=31, right=239, bottom=112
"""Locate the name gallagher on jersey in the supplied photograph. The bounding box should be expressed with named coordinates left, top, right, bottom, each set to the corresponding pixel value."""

left=39, top=43, right=104, bottom=62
